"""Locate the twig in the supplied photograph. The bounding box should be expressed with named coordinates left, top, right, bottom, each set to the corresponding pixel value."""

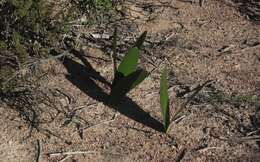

left=199, top=0, right=204, bottom=7
left=184, top=80, right=213, bottom=106
left=48, top=151, right=97, bottom=157
left=35, top=139, right=41, bottom=162
left=149, top=59, right=164, bottom=74
left=246, top=129, right=260, bottom=136
left=212, top=133, right=260, bottom=143
left=2, top=52, right=70, bottom=89
left=232, top=135, right=260, bottom=142
left=72, top=113, right=118, bottom=136
left=73, top=102, right=98, bottom=112
left=26, top=51, right=71, bottom=66
left=175, top=148, right=187, bottom=162
left=217, top=43, right=260, bottom=56
left=198, top=147, right=218, bottom=153
left=236, top=43, right=260, bottom=53
left=171, top=80, right=213, bottom=122
left=54, top=88, right=75, bottom=105
left=59, top=156, right=72, bottom=162
left=173, top=115, right=187, bottom=123
left=40, top=128, right=72, bottom=145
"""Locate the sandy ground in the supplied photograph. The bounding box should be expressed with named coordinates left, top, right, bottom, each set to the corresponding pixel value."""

left=0, top=0, right=260, bottom=161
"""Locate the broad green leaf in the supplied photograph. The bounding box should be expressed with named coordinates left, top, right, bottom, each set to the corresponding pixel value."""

left=117, top=47, right=139, bottom=76
left=160, top=67, right=170, bottom=133
left=110, top=69, right=149, bottom=104
left=112, top=47, right=139, bottom=86
left=135, top=31, right=147, bottom=49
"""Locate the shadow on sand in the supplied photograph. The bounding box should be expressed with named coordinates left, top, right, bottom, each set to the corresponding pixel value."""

left=60, top=49, right=164, bottom=132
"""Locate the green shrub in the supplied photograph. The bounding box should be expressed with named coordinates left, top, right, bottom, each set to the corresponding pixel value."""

left=73, top=0, right=112, bottom=12
left=71, top=0, right=114, bottom=25
left=94, top=0, right=112, bottom=10
left=0, top=0, right=72, bottom=92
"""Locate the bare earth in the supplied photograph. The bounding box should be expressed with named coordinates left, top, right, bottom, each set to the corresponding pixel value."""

left=1, top=0, right=260, bottom=161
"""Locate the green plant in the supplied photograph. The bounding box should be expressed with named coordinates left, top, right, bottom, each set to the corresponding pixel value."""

left=160, top=67, right=170, bottom=133
left=0, top=0, right=74, bottom=93
left=94, top=0, right=112, bottom=10
left=111, top=27, right=118, bottom=78
left=109, top=30, right=148, bottom=105
left=74, top=0, right=112, bottom=11
left=71, top=0, right=114, bottom=25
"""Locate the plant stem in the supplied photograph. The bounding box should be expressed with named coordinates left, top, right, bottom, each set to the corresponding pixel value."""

left=112, top=27, right=117, bottom=77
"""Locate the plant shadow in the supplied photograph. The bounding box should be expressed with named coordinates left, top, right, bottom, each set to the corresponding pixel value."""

left=61, top=49, right=164, bottom=132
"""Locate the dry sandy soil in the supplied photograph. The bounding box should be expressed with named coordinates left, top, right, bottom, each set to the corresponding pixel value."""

left=1, top=0, right=260, bottom=161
